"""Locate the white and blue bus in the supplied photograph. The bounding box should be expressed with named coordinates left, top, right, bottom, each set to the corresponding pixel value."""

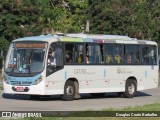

left=3, top=34, right=158, bottom=101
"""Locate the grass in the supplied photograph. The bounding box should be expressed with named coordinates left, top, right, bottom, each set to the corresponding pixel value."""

left=1, top=117, right=159, bottom=120
left=110, top=102, right=160, bottom=111
left=13, top=102, right=160, bottom=118
left=11, top=102, right=160, bottom=120
left=61, top=102, right=160, bottom=117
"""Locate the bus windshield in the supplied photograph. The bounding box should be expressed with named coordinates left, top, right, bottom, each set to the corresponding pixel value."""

left=5, top=42, right=47, bottom=76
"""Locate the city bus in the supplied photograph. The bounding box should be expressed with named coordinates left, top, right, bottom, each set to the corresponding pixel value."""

left=3, top=34, right=158, bottom=101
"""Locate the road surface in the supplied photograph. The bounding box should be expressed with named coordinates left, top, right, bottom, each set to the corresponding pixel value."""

left=0, top=88, right=160, bottom=111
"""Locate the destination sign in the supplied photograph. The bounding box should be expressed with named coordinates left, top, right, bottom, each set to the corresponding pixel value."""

left=15, top=43, right=45, bottom=48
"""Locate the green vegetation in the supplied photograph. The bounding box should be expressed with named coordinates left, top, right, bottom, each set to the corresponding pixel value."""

left=22, top=117, right=160, bottom=120
left=0, top=0, right=88, bottom=42
left=59, top=102, right=160, bottom=117
left=88, top=0, right=160, bottom=40
left=12, top=102, right=160, bottom=120
left=0, top=0, right=159, bottom=43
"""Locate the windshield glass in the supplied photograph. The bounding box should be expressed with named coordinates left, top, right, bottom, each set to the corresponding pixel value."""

left=5, top=41, right=47, bottom=76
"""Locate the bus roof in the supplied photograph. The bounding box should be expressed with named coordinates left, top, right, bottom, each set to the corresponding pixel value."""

left=13, top=34, right=157, bottom=45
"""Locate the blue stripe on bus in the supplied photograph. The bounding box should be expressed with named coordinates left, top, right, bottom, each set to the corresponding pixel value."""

left=83, top=38, right=93, bottom=42
left=4, top=73, right=42, bottom=85
left=104, top=69, right=106, bottom=78
left=64, top=71, right=67, bottom=80
left=145, top=71, right=147, bottom=78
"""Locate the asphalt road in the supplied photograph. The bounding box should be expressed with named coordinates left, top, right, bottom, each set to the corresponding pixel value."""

left=0, top=88, right=160, bottom=111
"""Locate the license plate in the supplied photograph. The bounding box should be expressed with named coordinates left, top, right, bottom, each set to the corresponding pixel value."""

left=16, top=87, right=24, bottom=91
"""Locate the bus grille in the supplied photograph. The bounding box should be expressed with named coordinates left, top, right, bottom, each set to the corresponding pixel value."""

left=10, top=81, right=32, bottom=86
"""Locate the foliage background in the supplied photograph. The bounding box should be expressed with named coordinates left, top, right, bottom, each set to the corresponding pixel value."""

left=0, top=0, right=160, bottom=49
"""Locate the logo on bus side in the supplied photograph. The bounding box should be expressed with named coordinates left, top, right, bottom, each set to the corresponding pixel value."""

left=117, top=67, right=133, bottom=74
left=74, top=69, right=95, bottom=75
left=74, top=69, right=86, bottom=74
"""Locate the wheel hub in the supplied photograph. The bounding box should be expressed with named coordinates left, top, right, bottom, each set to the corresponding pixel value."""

left=66, top=86, right=73, bottom=95
left=128, top=83, right=135, bottom=94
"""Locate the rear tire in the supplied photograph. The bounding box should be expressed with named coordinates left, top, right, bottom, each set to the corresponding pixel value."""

left=123, top=79, right=137, bottom=98
left=62, top=81, right=75, bottom=101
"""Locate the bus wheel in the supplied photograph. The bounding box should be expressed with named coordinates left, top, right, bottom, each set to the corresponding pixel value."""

left=123, top=80, right=137, bottom=98
left=30, top=95, right=41, bottom=100
left=62, top=81, right=75, bottom=101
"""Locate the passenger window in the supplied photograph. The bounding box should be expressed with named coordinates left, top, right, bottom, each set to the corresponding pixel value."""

left=150, top=46, right=157, bottom=64
left=105, top=44, right=115, bottom=64
left=65, top=44, right=74, bottom=64
left=86, top=44, right=103, bottom=64
left=75, top=44, right=84, bottom=64
left=105, top=44, right=123, bottom=64
left=148, top=46, right=157, bottom=64
left=141, top=46, right=150, bottom=64
left=65, top=43, right=84, bottom=64
left=124, top=45, right=140, bottom=64
left=140, top=45, right=157, bottom=65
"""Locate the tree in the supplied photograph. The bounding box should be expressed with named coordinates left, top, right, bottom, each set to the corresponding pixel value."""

left=0, top=36, right=9, bottom=60
left=65, top=0, right=88, bottom=33
left=0, top=0, right=54, bottom=41
left=0, top=0, right=159, bottom=42
left=48, top=0, right=88, bottom=33
left=0, top=36, right=10, bottom=75
left=0, top=0, right=88, bottom=40
left=87, top=0, right=160, bottom=41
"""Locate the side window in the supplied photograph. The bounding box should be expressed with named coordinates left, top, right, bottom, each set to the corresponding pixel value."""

left=65, top=43, right=74, bottom=64
left=141, top=46, right=150, bottom=64
left=65, top=43, right=84, bottom=64
left=46, top=43, right=63, bottom=76
left=149, top=46, right=157, bottom=65
left=114, top=44, right=123, bottom=64
left=75, top=44, right=84, bottom=64
left=141, top=45, right=157, bottom=65
left=86, top=44, right=103, bottom=64
left=105, top=44, right=115, bottom=64
left=105, top=44, right=123, bottom=64
left=124, top=45, right=140, bottom=64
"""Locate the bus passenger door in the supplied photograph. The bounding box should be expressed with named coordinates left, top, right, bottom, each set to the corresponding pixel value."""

left=46, top=43, right=63, bottom=76
left=141, top=45, right=158, bottom=89
left=45, top=42, right=64, bottom=92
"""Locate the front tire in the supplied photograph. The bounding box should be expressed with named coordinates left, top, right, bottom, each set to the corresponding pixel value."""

left=123, top=79, right=137, bottom=98
left=62, top=81, right=75, bottom=101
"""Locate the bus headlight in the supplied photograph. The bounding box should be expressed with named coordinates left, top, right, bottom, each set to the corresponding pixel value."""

left=33, top=76, right=43, bottom=85
left=3, top=76, right=9, bottom=84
